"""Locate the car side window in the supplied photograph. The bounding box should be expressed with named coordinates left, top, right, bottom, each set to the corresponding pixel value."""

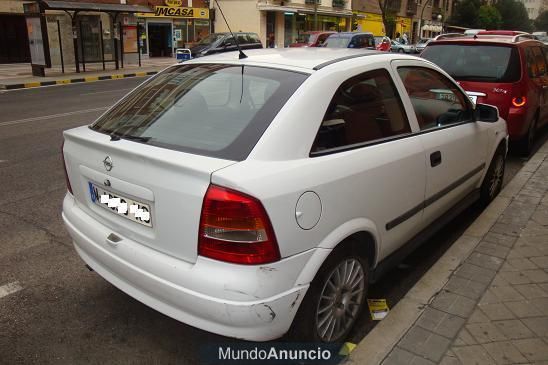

left=532, top=47, right=546, bottom=76
left=397, top=67, right=473, bottom=131
left=311, top=69, right=411, bottom=153
left=526, top=48, right=539, bottom=78
left=317, top=33, right=330, bottom=46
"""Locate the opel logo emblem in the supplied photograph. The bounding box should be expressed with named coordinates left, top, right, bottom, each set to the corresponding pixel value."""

left=103, top=156, right=113, bottom=171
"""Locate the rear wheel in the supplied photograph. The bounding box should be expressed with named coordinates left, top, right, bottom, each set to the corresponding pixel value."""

left=519, top=114, right=538, bottom=156
left=480, top=144, right=505, bottom=206
left=289, top=247, right=369, bottom=342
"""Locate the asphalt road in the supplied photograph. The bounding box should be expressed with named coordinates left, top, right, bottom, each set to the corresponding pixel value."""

left=0, top=79, right=540, bottom=364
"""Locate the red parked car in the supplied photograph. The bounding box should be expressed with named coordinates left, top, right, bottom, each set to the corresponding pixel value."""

left=422, top=32, right=548, bottom=154
left=289, top=31, right=336, bottom=47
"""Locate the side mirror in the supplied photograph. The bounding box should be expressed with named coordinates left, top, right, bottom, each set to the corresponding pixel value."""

left=475, top=103, right=499, bottom=123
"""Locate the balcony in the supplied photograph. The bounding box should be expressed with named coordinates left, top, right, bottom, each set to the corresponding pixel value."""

left=406, top=1, right=417, bottom=14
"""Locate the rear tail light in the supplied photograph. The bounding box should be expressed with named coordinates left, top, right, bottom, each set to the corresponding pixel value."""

left=512, top=96, right=527, bottom=108
left=61, top=141, right=73, bottom=194
left=198, top=185, right=280, bottom=265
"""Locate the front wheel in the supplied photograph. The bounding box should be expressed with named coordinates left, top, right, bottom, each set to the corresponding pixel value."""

left=398, top=48, right=404, bottom=53
left=480, top=144, right=505, bottom=206
left=288, top=249, right=369, bottom=343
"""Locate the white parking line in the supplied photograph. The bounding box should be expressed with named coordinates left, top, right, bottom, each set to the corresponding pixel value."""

left=0, top=107, right=108, bottom=128
left=0, top=281, right=23, bottom=299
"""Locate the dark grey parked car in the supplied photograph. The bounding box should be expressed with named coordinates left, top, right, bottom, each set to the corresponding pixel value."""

left=189, top=32, right=263, bottom=58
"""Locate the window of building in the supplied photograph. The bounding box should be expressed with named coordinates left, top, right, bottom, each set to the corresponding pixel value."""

left=397, top=67, right=473, bottom=131
left=311, top=69, right=411, bottom=153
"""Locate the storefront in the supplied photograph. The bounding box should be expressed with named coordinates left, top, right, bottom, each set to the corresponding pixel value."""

left=246, top=1, right=352, bottom=48
left=280, top=12, right=349, bottom=47
left=136, top=4, right=210, bottom=58
left=354, top=12, right=412, bottom=39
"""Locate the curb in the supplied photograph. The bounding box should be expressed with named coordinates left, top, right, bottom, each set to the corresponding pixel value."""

left=0, top=71, right=158, bottom=90
left=348, top=142, right=548, bottom=364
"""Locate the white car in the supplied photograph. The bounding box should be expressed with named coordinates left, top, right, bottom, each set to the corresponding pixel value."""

left=62, top=48, right=508, bottom=343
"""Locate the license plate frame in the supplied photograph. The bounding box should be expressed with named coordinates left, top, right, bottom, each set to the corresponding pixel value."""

left=89, top=182, right=153, bottom=227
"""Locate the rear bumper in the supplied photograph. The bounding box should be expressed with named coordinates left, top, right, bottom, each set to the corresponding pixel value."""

left=505, top=107, right=529, bottom=140
left=62, top=194, right=310, bottom=341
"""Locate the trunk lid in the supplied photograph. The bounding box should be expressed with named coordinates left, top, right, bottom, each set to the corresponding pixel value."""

left=459, top=80, right=515, bottom=120
left=64, top=126, right=236, bottom=263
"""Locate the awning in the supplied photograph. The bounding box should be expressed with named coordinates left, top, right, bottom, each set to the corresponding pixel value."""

left=257, top=4, right=352, bottom=17
left=39, top=0, right=153, bottom=13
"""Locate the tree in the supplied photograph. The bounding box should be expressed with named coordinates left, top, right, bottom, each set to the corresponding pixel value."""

left=534, top=10, right=548, bottom=31
left=495, top=0, right=533, bottom=32
left=478, top=5, right=502, bottom=30
left=449, top=0, right=481, bottom=28
left=378, top=0, right=399, bottom=38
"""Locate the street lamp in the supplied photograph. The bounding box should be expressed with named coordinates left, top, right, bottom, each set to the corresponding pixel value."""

left=437, top=13, right=443, bottom=34
left=417, top=0, right=433, bottom=41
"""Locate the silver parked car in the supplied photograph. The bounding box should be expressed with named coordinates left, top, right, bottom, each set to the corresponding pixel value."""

left=391, top=40, right=415, bottom=53
left=415, top=38, right=432, bottom=53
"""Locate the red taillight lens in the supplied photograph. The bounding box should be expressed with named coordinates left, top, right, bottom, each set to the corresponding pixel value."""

left=512, top=96, right=526, bottom=108
left=198, top=185, right=280, bottom=265
left=61, top=141, right=73, bottom=194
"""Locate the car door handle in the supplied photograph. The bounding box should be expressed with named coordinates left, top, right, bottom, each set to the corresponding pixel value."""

left=430, top=151, right=442, bottom=167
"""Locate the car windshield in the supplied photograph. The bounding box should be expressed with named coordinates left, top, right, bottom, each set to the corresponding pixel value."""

left=417, top=39, right=430, bottom=45
left=90, top=64, right=308, bottom=161
left=421, top=44, right=521, bottom=83
left=324, top=36, right=351, bottom=48
left=296, top=33, right=317, bottom=44
left=196, top=33, right=225, bottom=46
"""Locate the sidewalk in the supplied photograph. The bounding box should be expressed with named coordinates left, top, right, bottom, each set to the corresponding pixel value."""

left=350, top=140, right=548, bottom=365
left=0, top=57, right=176, bottom=90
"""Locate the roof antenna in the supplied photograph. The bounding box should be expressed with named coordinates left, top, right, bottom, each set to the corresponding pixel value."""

left=213, top=0, right=247, bottom=59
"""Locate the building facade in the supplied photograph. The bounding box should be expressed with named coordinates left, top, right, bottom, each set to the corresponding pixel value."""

left=352, top=0, right=452, bottom=42
left=0, top=0, right=212, bottom=66
left=214, top=0, right=353, bottom=48
left=518, top=0, right=547, bottom=19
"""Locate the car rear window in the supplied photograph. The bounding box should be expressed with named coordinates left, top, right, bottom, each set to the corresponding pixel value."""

left=324, top=36, right=350, bottom=48
left=421, top=44, right=521, bottom=83
left=90, top=64, right=308, bottom=161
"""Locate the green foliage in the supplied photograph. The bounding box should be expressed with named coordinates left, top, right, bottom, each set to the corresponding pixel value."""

left=449, top=0, right=481, bottom=28
left=495, top=0, right=533, bottom=32
left=534, top=10, right=548, bottom=31
left=478, top=5, right=502, bottom=30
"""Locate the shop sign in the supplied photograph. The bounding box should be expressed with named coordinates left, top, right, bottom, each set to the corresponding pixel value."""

left=137, top=7, right=209, bottom=19
left=165, top=0, right=183, bottom=6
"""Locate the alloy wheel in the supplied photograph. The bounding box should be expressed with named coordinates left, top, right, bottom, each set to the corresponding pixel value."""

left=489, top=155, right=504, bottom=198
left=315, top=258, right=365, bottom=342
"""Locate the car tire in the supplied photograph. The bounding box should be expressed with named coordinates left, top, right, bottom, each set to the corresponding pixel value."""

left=519, top=114, right=538, bottom=156
left=480, top=144, right=506, bottom=207
left=288, top=246, right=369, bottom=343
left=398, top=48, right=404, bottom=53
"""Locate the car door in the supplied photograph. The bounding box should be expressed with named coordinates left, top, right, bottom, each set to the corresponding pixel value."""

left=309, top=68, right=426, bottom=262
left=392, top=60, right=489, bottom=226
left=534, top=46, right=548, bottom=125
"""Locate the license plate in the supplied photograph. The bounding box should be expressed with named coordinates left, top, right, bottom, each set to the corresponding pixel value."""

left=89, top=182, right=152, bottom=227
left=468, top=95, right=478, bottom=104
